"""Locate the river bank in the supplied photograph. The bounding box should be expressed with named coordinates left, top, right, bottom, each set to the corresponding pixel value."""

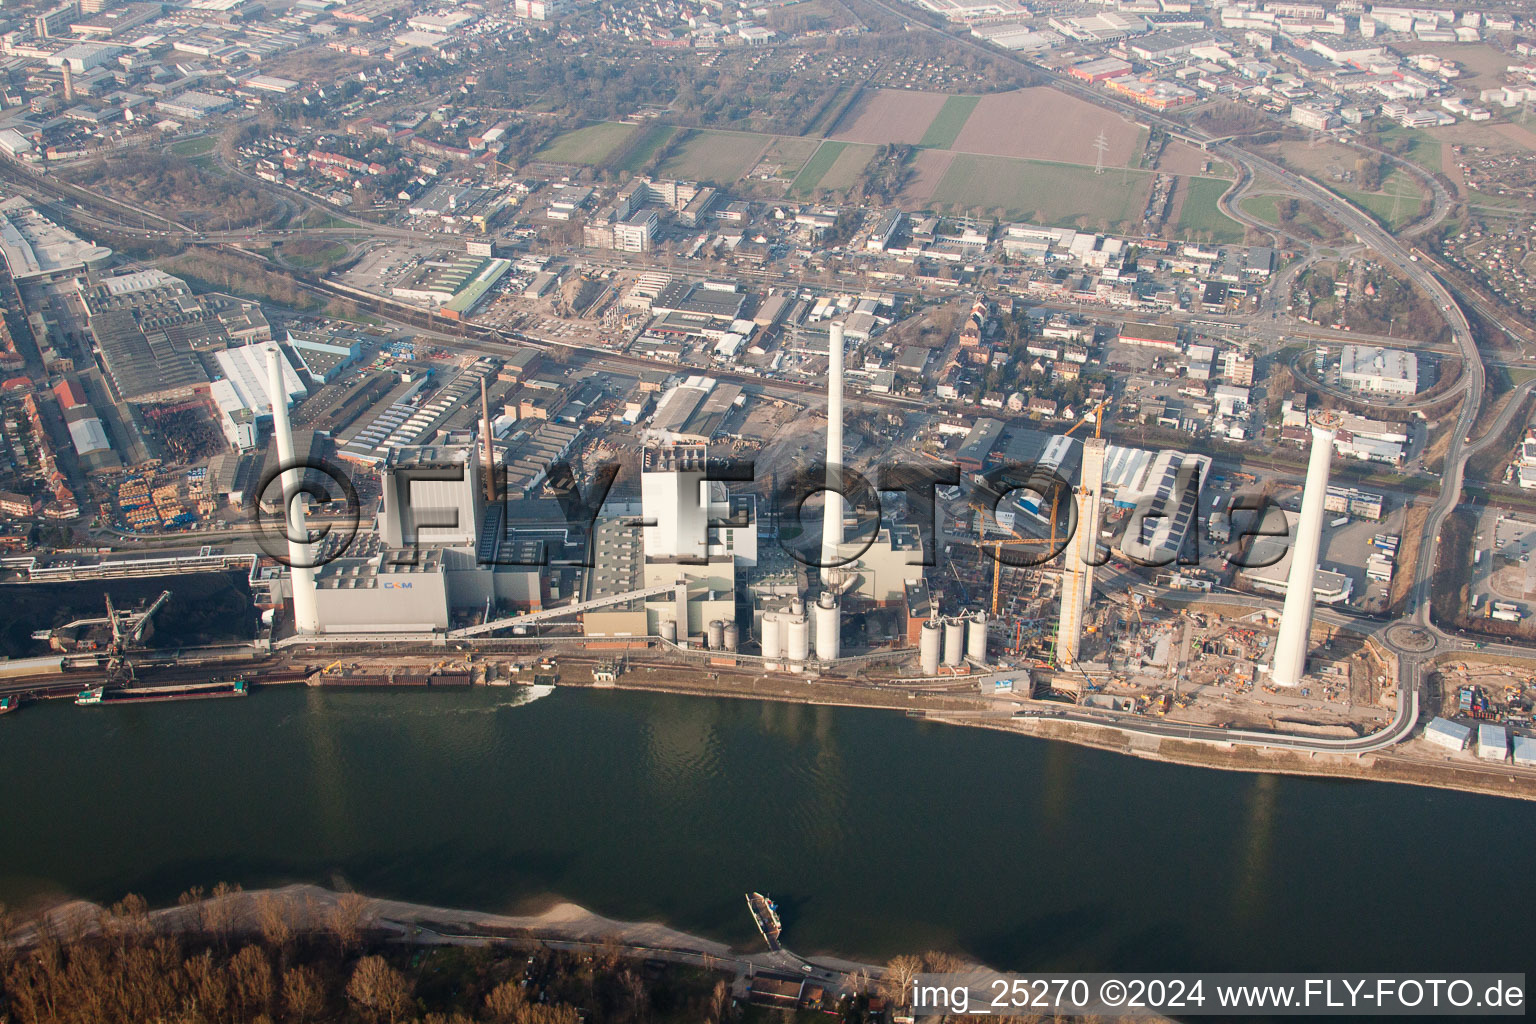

left=569, top=661, right=1536, bottom=803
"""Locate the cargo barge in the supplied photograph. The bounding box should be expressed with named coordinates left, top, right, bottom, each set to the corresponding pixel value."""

left=76, top=679, right=249, bottom=705
left=746, top=892, right=783, bottom=951
left=0, top=694, right=19, bottom=715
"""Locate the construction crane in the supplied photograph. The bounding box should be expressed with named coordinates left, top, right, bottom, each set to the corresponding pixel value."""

left=965, top=399, right=1114, bottom=616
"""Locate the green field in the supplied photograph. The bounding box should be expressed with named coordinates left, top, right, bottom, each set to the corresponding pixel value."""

left=1239, top=194, right=1283, bottom=225
left=658, top=129, right=769, bottom=184
left=281, top=241, right=347, bottom=268
left=170, top=135, right=217, bottom=157
left=1332, top=169, right=1425, bottom=230
left=1374, top=126, right=1443, bottom=173
left=756, top=136, right=822, bottom=179
left=809, top=143, right=876, bottom=192
left=610, top=124, right=678, bottom=173
left=535, top=121, right=637, bottom=165
left=1175, top=176, right=1244, bottom=242
left=926, top=154, right=1152, bottom=227
left=918, top=95, right=980, bottom=149
left=790, top=140, right=847, bottom=194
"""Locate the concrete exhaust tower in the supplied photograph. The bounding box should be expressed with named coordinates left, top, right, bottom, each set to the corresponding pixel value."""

left=479, top=376, right=497, bottom=503
left=267, top=346, right=319, bottom=634
left=1270, top=421, right=1337, bottom=687
left=820, top=321, right=845, bottom=574
left=1057, top=437, right=1106, bottom=669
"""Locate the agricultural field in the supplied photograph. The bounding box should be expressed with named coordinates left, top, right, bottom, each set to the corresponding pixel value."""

left=832, top=89, right=951, bottom=145
left=610, top=124, right=678, bottom=173
left=948, top=88, right=1143, bottom=166
left=922, top=154, right=1153, bottom=228
left=658, top=129, right=771, bottom=184
left=809, top=143, right=878, bottom=192
left=1172, top=176, right=1244, bottom=242
left=748, top=136, right=823, bottom=183
left=790, top=140, right=848, bottom=194
left=918, top=95, right=980, bottom=149
left=534, top=121, right=636, bottom=165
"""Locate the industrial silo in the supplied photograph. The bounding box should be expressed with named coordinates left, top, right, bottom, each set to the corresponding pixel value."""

left=943, top=618, right=965, bottom=667
left=919, top=620, right=942, bottom=676
left=707, top=620, right=725, bottom=651
left=814, top=592, right=840, bottom=661
left=786, top=614, right=810, bottom=672
left=761, top=613, right=783, bottom=660
left=967, top=612, right=988, bottom=665
left=723, top=622, right=739, bottom=652
left=659, top=618, right=677, bottom=644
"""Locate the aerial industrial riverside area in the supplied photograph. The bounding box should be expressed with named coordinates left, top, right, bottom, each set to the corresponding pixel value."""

left=1, top=0, right=1536, bottom=1009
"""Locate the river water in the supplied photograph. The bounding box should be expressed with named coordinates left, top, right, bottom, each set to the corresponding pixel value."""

left=0, top=685, right=1529, bottom=971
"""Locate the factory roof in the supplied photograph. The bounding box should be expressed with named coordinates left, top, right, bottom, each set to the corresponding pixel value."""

left=0, top=198, right=112, bottom=281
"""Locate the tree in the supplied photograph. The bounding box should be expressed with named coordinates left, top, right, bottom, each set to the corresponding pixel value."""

left=328, top=892, right=371, bottom=955
left=346, top=955, right=412, bottom=1024
left=879, top=954, right=922, bottom=1009
left=283, top=965, right=326, bottom=1023
left=229, top=944, right=275, bottom=1022
left=483, top=979, right=527, bottom=1021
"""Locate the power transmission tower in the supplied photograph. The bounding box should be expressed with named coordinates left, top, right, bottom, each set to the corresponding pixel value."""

left=1093, top=131, right=1109, bottom=175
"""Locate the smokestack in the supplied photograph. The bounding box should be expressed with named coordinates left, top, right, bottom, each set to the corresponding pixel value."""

left=267, top=345, right=319, bottom=634
left=480, top=375, right=496, bottom=503
left=61, top=64, right=74, bottom=102
left=1270, top=422, right=1337, bottom=686
left=820, top=321, right=845, bottom=573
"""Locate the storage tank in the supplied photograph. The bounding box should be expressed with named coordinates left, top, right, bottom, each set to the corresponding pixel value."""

left=707, top=619, right=726, bottom=650
left=967, top=612, right=987, bottom=665
left=814, top=592, right=840, bottom=661
left=943, top=617, right=965, bottom=667
left=659, top=618, right=677, bottom=644
left=919, top=620, right=942, bottom=675
left=761, top=613, right=783, bottom=660
left=722, top=622, right=739, bottom=652
left=786, top=615, right=810, bottom=672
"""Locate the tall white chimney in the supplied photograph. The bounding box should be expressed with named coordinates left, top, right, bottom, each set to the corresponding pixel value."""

left=820, top=321, right=845, bottom=573
left=267, top=346, right=320, bottom=634
left=1270, top=422, right=1336, bottom=686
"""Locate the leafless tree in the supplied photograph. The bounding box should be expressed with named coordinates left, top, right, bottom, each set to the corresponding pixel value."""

left=283, top=964, right=326, bottom=1023
left=483, top=978, right=527, bottom=1021
left=878, top=954, right=922, bottom=1009
left=328, top=892, right=372, bottom=955
left=346, top=954, right=412, bottom=1024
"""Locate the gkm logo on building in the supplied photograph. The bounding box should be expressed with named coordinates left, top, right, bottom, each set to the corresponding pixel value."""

left=247, top=450, right=1298, bottom=574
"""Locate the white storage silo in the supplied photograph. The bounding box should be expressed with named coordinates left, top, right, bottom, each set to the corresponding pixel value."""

left=967, top=612, right=988, bottom=665
left=787, top=614, right=810, bottom=672
left=814, top=592, right=840, bottom=661
left=659, top=618, right=677, bottom=644
left=761, top=613, right=783, bottom=660
left=919, top=620, right=942, bottom=675
left=723, top=622, right=739, bottom=652
left=707, top=619, right=725, bottom=650
left=943, top=618, right=965, bottom=667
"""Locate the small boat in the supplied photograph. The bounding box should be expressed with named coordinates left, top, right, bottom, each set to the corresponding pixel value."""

left=746, top=891, right=783, bottom=951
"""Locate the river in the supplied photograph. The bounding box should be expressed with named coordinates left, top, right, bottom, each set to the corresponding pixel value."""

left=0, top=684, right=1528, bottom=971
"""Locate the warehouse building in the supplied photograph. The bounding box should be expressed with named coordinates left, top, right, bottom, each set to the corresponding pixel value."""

left=1340, top=344, right=1419, bottom=396
left=211, top=341, right=306, bottom=450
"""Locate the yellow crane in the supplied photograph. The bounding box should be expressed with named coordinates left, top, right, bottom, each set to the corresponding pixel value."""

left=974, top=399, right=1112, bottom=616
